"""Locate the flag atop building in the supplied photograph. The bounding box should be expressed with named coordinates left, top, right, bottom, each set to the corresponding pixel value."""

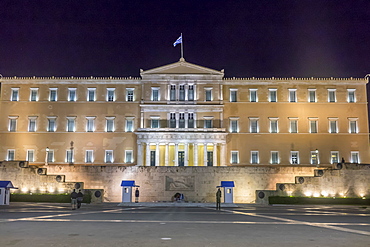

left=173, top=35, right=182, bottom=47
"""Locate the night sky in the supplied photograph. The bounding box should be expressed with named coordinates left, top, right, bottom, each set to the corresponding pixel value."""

left=0, top=1, right=369, bottom=78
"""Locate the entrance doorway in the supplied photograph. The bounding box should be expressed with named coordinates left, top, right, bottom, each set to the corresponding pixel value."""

left=207, top=151, right=213, bottom=166
left=150, top=151, right=156, bottom=166
left=178, top=151, right=184, bottom=166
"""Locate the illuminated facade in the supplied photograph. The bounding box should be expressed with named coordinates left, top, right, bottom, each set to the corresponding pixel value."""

left=0, top=58, right=369, bottom=167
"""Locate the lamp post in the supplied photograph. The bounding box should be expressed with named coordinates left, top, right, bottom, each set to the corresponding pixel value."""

left=45, top=147, right=49, bottom=166
left=315, top=149, right=319, bottom=167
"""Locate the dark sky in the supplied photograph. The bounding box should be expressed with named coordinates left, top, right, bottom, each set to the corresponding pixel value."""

left=0, top=0, right=369, bottom=78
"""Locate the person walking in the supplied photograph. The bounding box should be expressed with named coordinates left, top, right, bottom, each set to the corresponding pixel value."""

left=71, top=189, right=78, bottom=210
left=216, top=188, right=222, bottom=210
left=77, top=189, right=84, bottom=209
left=135, top=188, right=139, bottom=203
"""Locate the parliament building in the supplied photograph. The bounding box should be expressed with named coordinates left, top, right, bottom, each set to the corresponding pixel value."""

left=1, top=58, right=369, bottom=168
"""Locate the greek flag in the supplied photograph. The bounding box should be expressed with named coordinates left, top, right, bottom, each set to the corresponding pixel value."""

left=173, top=35, right=182, bottom=47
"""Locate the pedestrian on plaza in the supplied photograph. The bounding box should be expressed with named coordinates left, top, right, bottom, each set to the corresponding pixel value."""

left=341, top=157, right=345, bottom=163
left=135, top=188, right=140, bottom=203
left=77, top=189, right=84, bottom=209
left=216, top=188, right=222, bottom=210
left=71, top=189, right=78, bottom=210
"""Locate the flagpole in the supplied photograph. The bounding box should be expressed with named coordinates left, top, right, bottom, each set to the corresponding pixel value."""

left=181, top=33, right=184, bottom=58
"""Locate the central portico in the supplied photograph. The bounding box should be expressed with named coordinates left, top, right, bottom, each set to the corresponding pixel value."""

left=135, top=58, right=228, bottom=166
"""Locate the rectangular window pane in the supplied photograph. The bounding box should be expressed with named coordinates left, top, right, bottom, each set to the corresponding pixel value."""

left=125, top=150, right=133, bottom=163
left=30, top=89, right=38, bottom=101
left=251, top=151, right=259, bottom=164
left=349, top=121, right=357, bottom=133
left=310, top=120, right=317, bottom=133
left=250, top=119, right=258, bottom=133
left=67, top=118, right=75, bottom=132
left=179, top=113, right=185, bottom=128
left=151, top=119, right=159, bottom=128
left=351, top=152, right=359, bottom=163
left=105, top=150, right=113, bottom=163
left=291, top=151, right=299, bottom=164
left=68, top=89, right=76, bottom=101
left=188, top=113, right=194, bottom=128
left=179, top=85, right=185, bottom=101
left=309, top=90, right=316, bottom=102
left=127, top=90, right=134, bottom=101
left=48, top=118, right=56, bottom=132
left=230, top=120, right=238, bottom=133
left=205, top=119, right=213, bottom=128
left=330, top=120, right=337, bottom=133
left=152, top=88, right=159, bottom=101
left=188, top=85, right=194, bottom=101
left=86, top=150, right=93, bottom=163
left=11, top=89, right=19, bottom=101
left=49, top=89, right=57, bottom=101
left=328, top=90, right=336, bottom=102
left=9, top=119, right=17, bottom=132
left=126, top=119, right=133, bottom=132
left=230, top=90, right=237, bottom=102
left=290, top=120, right=298, bottom=133
left=29, top=118, right=36, bottom=132
left=348, top=90, right=355, bottom=103
left=8, top=150, right=15, bottom=161
left=250, top=89, right=257, bottom=102
left=231, top=151, right=238, bottom=164
left=66, top=150, right=73, bottom=163
left=331, top=151, right=339, bottom=164
left=270, top=120, right=278, bottom=133
left=269, top=90, right=277, bottom=102
left=27, top=150, right=34, bottom=162
left=271, top=151, right=279, bottom=164
left=205, top=89, right=212, bottom=101
left=170, top=85, right=176, bottom=101
left=289, top=90, right=296, bottom=102
left=311, top=151, right=319, bottom=165
left=47, top=150, right=54, bottom=163
left=86, top=118, right=94, bottom=132
left=87, top=88, right=96, bottom=101
left=107, top=89, right=115, bottom=101
left=169, top=113, right=176, bottom=128
left=106, top=119, right=114, bottom=132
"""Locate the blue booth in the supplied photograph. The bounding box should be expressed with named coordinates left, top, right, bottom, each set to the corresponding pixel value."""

left=121, top=180, right=139, bottom=203
left=0, top=181, right=17, bottom=205
left=217, top=181, right=235, bottom=203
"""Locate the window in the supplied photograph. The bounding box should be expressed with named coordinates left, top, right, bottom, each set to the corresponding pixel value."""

left=47, top=117, right=57, bottom=132
left=66, top=117, right=76, bottom=132
left=170, top=85, right=176, bottom=101
left=47, top=150, right=54, bottom=163
left=86, top=117, right=95, bottom=132
left=106, top=117, right=115, bottom=132
left=250, top=118, right=259, bottom=133
left=66, top=150, right=74, bottom=163
left=269, top=89, right=277, bottom=102
left=49, top=88, right=58, bottom=101
left=230, top=118, right=239, bottom=133
left=7, top=149, right=15, bottom=161
left=351, top=151, right=359, bottom=163
left=289, top=118, right=298, bottom=133
left=309, top=119, right=318, bottom=133
left=271, top=151, right=279, bottom=164
left=85, top=150, right=94, bottom=163
left=28, top=116, right=37, bottom=132
left=179, top=85, right=185, bottom=101
left=308, top=89, right=316, bottom=102
left=107, top=88, right=115, bottom=102
left=311, top=150, right=319, bottom=165
left=348, top=118, right=358, bottom=133
left=204, top=117, right=213, bottom=128
left=126, top=88, right=134, bottom=101
left=290, top=151, right=299, bottom=164
left=230, top=89, right=237, bottom=102
left=105, top=150, right=113, bottom=163
left=11, top=88, right=19, bottom=101
left=125, top=150, right=133, bottom=163
left=188, top=85, right=195, bottom=101
left=249, top=89, right=258, bottom=102
left=87, top=88, right=96, bottom=101
left=151, top=88, right=159, bottom=101
left=347, top=89, right=356, bottom=103
left=27, top=150, right=34, bottom=162
left=125, top=117, right=134, bottom=132
left=68, top=88, right=77, bottom=101
left=30, top=88, right=39, bottom=101
left=205, top=88, right=212, bottom=101
left=8, top=117, right=18, bottom=132
left=169, top=113, right=176, bottom=128
left=151, top=117, right=160, bottom=128
left=251, top=151, right=259, bottom=164
left=231, top=151, right=239, bottom=164
left=331, top=151, right=339, bottom=164
left=328, top=89, right=336, bottom=102
left=289, top=89, right=297, bottom=102
left=188, top=113, right=195, bottom=128
left=269, top=118, right=278, bottom=133
left=329, top=118, right=338, bottom=133
left=179, top=113, right=185, bottom=128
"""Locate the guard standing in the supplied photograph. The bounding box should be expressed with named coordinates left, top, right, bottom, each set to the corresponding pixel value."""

left=77, top=190, right=84, bottom=209
left=135, top=188, right=140, bottom=203
left=71, top=189, right=78, bottom=210
left=216, top=188, right=222, bottom=210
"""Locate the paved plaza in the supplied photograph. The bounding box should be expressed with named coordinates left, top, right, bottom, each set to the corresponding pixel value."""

left=0, top=202, right=369, bottom=247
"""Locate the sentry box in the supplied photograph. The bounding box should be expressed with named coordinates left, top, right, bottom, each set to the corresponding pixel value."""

left=217, top=181, right=235, bottom=203
left=0, top=181, right=17, bottom=205
left=121, top=180, right=140, bottom=203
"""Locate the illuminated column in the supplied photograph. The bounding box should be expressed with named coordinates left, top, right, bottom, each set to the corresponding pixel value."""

left=184, top=143, right=189, bottom=166
left=194, top=143, right=198, bottom=166
left=165, top=143, right=169, bottom=166
left=175, top=143, right=179, bottom=166
left=137, top=143, right=143, bottom=166
left=204, top=143, right=207, bottom=166
left=221, top=143, right=226, bottom=166
left=155, top=143, right=160, bottom=166
left=145, top=143, right=150, bottom=166
left=213, top=143, right=217, bottom=166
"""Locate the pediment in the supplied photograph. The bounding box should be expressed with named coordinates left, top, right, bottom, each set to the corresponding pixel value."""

left=141, top=58, right=224, bottom=76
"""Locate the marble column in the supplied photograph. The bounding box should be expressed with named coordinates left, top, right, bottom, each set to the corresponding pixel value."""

left=194, top=143, right=198, bottom=166
left=175, top=143, right=179, bottom=166
left=155, top=143, right=160, bottom=166
left=145, top=143, right=150, bottom=166
left=184, top=143, right=189, bottom=166
left=137, top=143, right=143, bottom=166
left=221, top=143, right=226, bottom=166
left=213, top=143, right=217, bottom=166
left=204, top=143, right=207, bottom=166
left=165, top=143, right=169, bottom=166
